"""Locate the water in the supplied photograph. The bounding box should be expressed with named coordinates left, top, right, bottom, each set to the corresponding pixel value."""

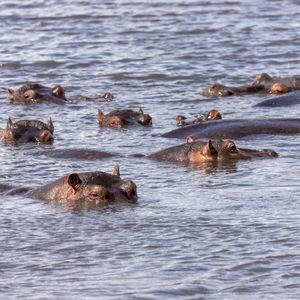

left=0, top=0, right=300, bottom=299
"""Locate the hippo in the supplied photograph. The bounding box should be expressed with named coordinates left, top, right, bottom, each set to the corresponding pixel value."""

left=161, top=118, right=300, bottom=140
left=255, top=91, right=300, bottom=107
left=149, top=137, right=277, bottom=164
left=31, top=148, right=117, bottom=160
left=98, top=108, right=152, bottom=128
left=80, top=92, right=114, bottom=102
left=2, top=165, right=138, bottom=209
left=176, top=109, right=222, bottom=127
left=252, top=73, right=300, bottom=90
left=8, top=83, right=67, bottom=104
left=0, top=117, right=54, bottom=145
left=202, top=82, right=264, bottom=98
left=149, top=140, right=218, bottom=163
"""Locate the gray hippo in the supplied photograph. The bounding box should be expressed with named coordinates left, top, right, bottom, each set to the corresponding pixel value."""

left=98, top=108, right=152, bottom=128
left=1, top=165, right=138, bottom=209
left=161, top=119, right=300, bottom=140
left=202, top=73, right=300, bottom=98
left=252, top=73, right=300, bottom=90
left=8, top=83, right=67, bottom=104
left=202, top=82, right=264, bottom=98
left=0, top=117, right=54, bottom=145
left=149, top=137, right=277, bottom=164
left=255, top=91, right=300, bottom=107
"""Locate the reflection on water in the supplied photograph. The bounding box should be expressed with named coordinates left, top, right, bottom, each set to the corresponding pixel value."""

left=0, top=0, right=300, bottom=299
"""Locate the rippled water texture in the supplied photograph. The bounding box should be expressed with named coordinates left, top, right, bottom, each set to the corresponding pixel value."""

left=1, top=0, right=300, bottom=299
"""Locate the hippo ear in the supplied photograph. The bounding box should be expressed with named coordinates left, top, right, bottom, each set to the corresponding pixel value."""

left=204, top=140, right=218, bottom=156
left=186, top=135, right=195, bottom=144
left=6, top=116, right=14, bottom=130
left=138, top=107, right=144, bottom=115
left=47, top=118, right=54, bottom=133
left=52, top=85, right=65, bottom=97
left=68, top=173, right=82, bottom=191
left=7, top=88, right=15, bottom=101
left=113, top=163, right=120, bottom=177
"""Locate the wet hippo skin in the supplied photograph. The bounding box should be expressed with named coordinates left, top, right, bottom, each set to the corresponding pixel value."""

left=255, top=91, right=300, bottom=107
left=161, top=119, right=300, bottom=140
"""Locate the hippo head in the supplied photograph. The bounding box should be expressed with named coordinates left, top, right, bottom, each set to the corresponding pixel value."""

left=0, top=117, right=54, bottom=145
left=137, top=108, right=152, bottom=126
left=252, top=73, right=273, bottom=87
left=65, top=168, right=138, bottom=206
left=176, top=115, right=187, bottom=127
left=187, top=139, right=218, bottom=162
left=206, top=109, right=222, bottom=120
left=218, top=140, right=242, bottom=160
left=270, top=83, right=289, bottom=95
left=7, top=83, right=66, bottom=104
left=101, top=92, right=114, bottom=101
left=202, top=83, right=235, bottom=98
left=98, top=110, right=129, bottom=128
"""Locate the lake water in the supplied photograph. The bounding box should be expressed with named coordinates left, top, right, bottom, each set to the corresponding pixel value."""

left=0, top=0, right=300, bottom=299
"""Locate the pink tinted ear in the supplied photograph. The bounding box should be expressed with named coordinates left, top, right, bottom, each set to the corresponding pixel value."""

left=7, top=88, right=15, bottom=101
left=186, top=135, right=195, bottom=144
left=6, top=116, right=13, bottom=130
left=67, top=173, right=82, bottom=191
left=113, top=163, right=120, bottom=177
left=47, top=118, right=54, bottom=133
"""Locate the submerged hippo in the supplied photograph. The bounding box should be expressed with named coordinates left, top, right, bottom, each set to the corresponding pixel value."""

left=149, top=137, right=277, bottom=164
left=176, top=109, right=222, bottom=127
left=252, top=73, right=300, bottom=90
left=2, top=165, right=138, bottom=209
left=31, top=148, right=117, bottom=160
left=98, top=108, right=152, bottom=128
left=255, top=91, right=300, bottom=107
left=80, top=92, right=114, bottom=102
left=162, top=118, right=300, bottom=140
left=8, top=83, right=67, bottom=104
left=0, top=117, right=54, bottom=145
left=202, top=82, right=264, bottom=98
left=149, top=140, right=218, bottom=163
